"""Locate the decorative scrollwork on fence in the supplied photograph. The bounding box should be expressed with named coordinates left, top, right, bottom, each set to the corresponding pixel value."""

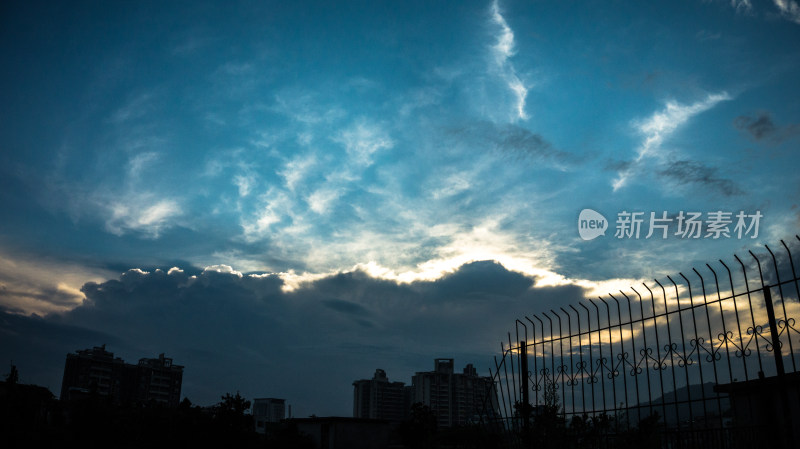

left=720, top=330, right=752, bottom=358
left=749, top=325, right=778, bottom=352
left=616, top=351, right=639, bottom=377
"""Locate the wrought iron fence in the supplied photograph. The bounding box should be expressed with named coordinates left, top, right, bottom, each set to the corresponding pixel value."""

left=478, top=236, right=800, bottom=449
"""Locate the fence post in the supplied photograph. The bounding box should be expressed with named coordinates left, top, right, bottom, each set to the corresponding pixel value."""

left=520, top=340, right=530, bottom=443
left=763, top=287, right=785, bottom=377
left=520, top=340, right=529, bottom=407
left=764, top=286, right=792, bottom=449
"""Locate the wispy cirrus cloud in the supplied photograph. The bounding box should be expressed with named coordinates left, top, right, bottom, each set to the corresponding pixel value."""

left=41, top=147, right=184, bottom=240
left=773, top=0, right=800, bottom=23
left=489, top=0, right=529, bottom=122
left=613, top=92, right=731, bottom=191
left=730, top=0, right=753, bottom=13
left=280, top=153, right=317, bottom=192
left=307, top=187, right=343, bottom=215
left=334, top=120, right=394, bottom=168
left=127, top=151, right=160, bottom=179
left=108, top=92, right=154, bottom=124
left=722, top=0, right=800, bottom=24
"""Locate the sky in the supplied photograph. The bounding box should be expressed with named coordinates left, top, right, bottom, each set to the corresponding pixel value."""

left=1, top=0, right=800, bottom=416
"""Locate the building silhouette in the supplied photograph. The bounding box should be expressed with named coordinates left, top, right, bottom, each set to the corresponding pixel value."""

left=60, top=345, right=127, bottom=402
left=252, top=397, right=286, bottom=433
left=131, top=353, right=184, bottom=407
left=352, top=369, right=412, bottom=422
left=60, top=345, right=183, bottom=407
left=411, top=359, right=497, bottom=427
left=353, top=359, right=498, bottom=428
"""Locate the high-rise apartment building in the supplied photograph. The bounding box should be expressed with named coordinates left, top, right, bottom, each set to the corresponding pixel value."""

left=60, top=345, right=183, bottom=407
left=60, top=345, right=127, bottom=402
left=411, top=359, right=497, bottom=427
left=353, top=369, right=412, bottom=422
left=132, top=353, right=184, bottom=407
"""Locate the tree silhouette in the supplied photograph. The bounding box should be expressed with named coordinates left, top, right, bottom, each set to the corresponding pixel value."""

left=398, top=402, right=438, bottom=448
left=218, top=391, right=251, bottom=415
left=5, top=363, right=19, bottom=384
left=212, top=390, right=255, bottom=443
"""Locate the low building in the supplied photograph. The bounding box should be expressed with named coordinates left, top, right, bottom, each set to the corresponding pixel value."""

left=253, top=397, right=286, bottom=433
left=714, top=372, right=800, bottom=447
left=292, top=417, right=389, bottom=449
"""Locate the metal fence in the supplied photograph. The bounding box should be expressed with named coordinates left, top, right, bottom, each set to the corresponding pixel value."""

left=479, top=236, right=800, bottom=449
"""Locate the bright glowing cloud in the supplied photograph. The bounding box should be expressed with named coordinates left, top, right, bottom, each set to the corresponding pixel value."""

left=202, top=264, right=243, bottom=277
left=105, top=197, right=183, bottom=238
left=0, top=250, right=112, bottom=315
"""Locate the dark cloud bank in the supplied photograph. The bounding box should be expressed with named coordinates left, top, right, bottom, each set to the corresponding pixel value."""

left=0, top=260, right=587, bottom=416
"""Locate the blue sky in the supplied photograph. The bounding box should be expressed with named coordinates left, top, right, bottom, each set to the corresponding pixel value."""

left=2, top=0, right=800, bottom=415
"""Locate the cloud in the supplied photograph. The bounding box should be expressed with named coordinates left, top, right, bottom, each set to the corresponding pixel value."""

left=722, top=0, right=800, bottom=24
left=127, top=152, right=160, bottom=179
left=104, top=196, right=183, bottom=238
left=202, top=264, right=243, bottom=277
left=446, top=121, right=570, bottom=165
left=730, top=0, right=753, bottom=12
left=430, top=173, right=471, bottom=200
left=734, top=111, right=800, bottom=143
left=322, top=298, right=371, bottom=317
left=307, top=187, right=343, bottom=215
left=0, top=250, right=113, bottom=316
left=280, top=153, right=317, bottom=192
left=241, top=188, right=293, bottom=240
left=273, top=90, right=347, bottom=125
left=109, top=92, right=154, bottom=124
left=334, top=120, right=394, bottom=168
left=613, top=92, right=732, bottom=190
left=426, top=260, right=533, bottom=299
left=234, top=173, right=256, bottom=197
left=489, top=0, right=529, bottom=121
left=773, top=0, right=800, bottom=24
left=2, top=259, right=596, bottom=414
left=695, top=30, right=722, bottom=41
left=239, top=119, right=394, bottom=241
left=657, top=159, right=744, bottom=196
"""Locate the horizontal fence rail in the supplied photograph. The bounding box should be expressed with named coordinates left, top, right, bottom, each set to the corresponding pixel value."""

left=478, top=236, right=800, bottom=449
